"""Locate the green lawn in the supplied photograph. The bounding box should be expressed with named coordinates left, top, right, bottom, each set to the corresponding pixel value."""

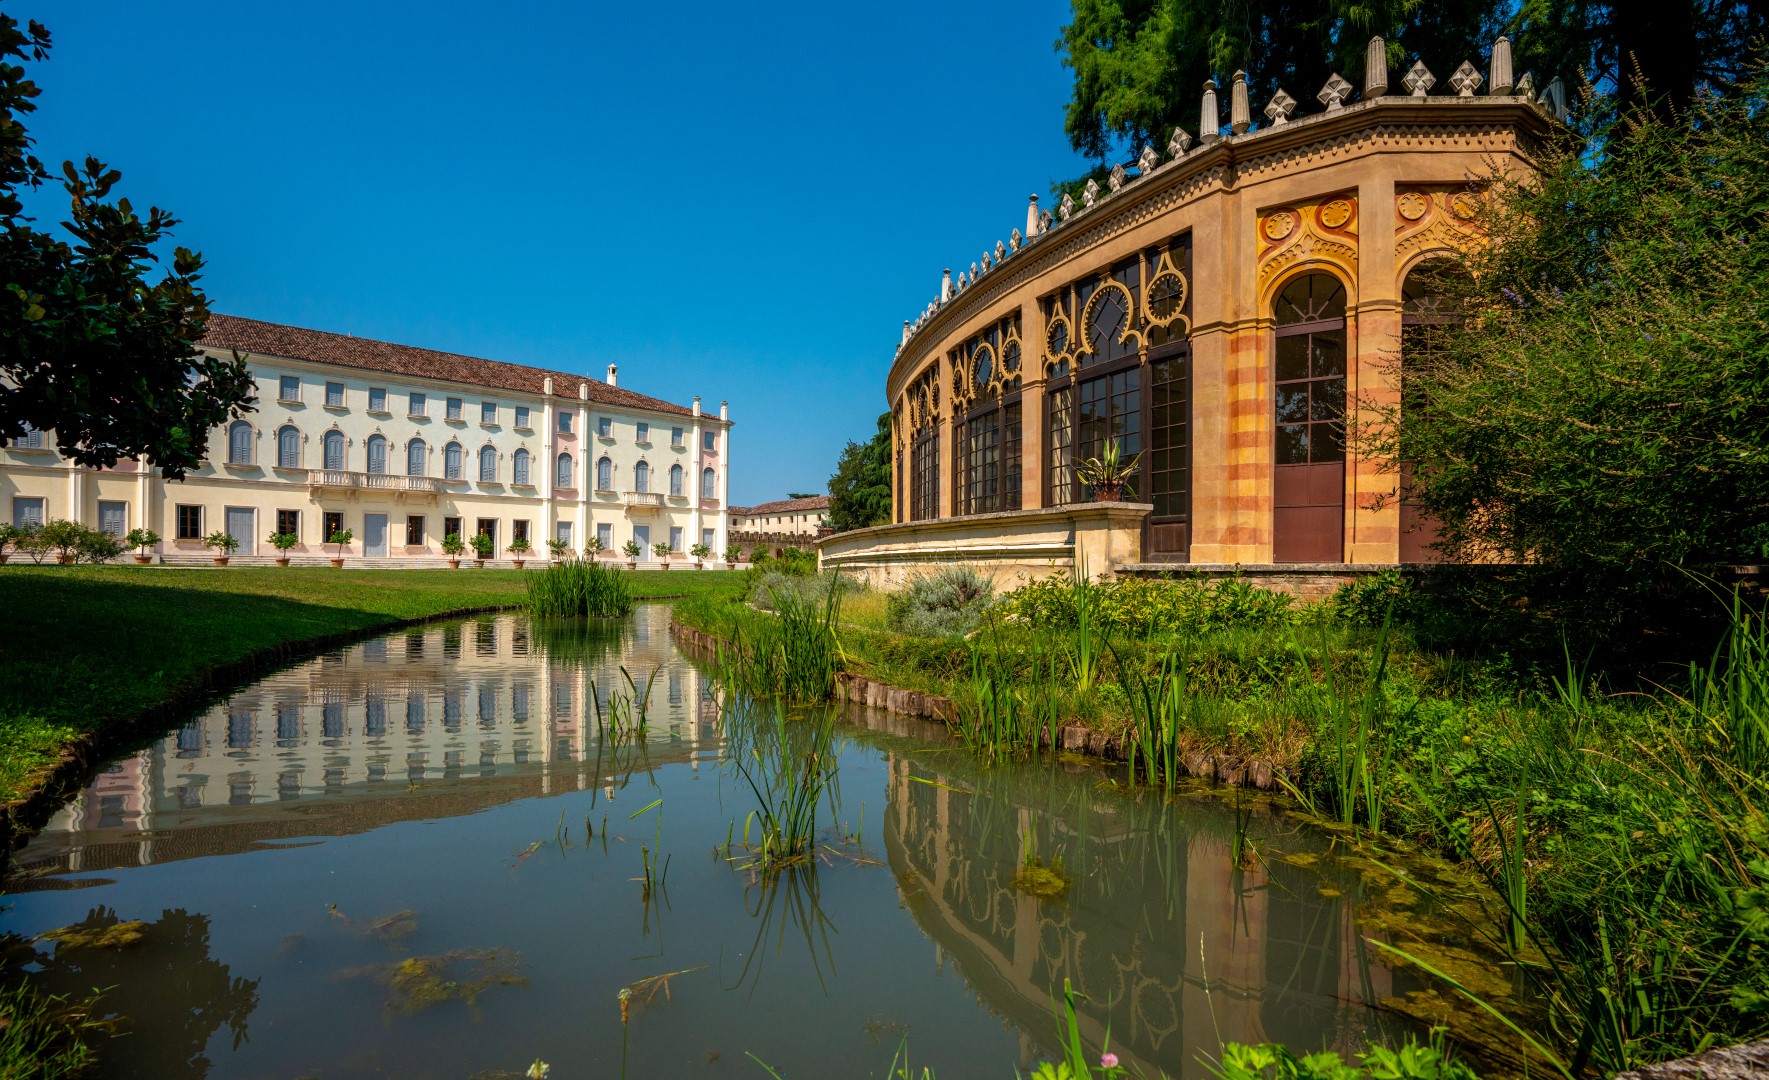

left=0, top=565, right=743, bottom=806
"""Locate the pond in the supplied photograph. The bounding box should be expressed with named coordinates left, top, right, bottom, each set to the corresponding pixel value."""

left=5, top=605, right=1485, bottom=1078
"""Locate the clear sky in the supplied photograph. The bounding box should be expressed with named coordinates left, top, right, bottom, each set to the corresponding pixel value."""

left=21, top=0, right=1095, bottom=506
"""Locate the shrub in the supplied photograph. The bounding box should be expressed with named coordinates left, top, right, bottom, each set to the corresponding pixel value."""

left=998, top=573, right=1293, bottom=635
left=887, top=566, right=996, bottom=638
left=525, top=559, right=634, bottom=618
left=74, top=528, right=123, bottom=564
left=1325, top=569, right=1414, bottom=627
left=753, top=546, right=816, bottom=577
left=38, top=519, right=84, bottom=561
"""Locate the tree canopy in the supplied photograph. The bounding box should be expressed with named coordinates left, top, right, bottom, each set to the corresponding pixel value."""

left=0, top=9, right=253, bottom=479
left=826, top=412, right=893, bottom=533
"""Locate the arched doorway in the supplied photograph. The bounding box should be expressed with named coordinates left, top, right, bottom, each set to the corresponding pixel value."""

left=1272, top=273, right=1347, bottom=563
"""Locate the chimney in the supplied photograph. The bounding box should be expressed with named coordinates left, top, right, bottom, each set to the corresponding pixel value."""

left=719, top=400, right=728, bottom=422
left=693, top=395, right=702, bottom=417
left=578, top=382, right=589, bottom=401
left=605, top=363, right=618, bottom=387
left=543, top=375, right=555, bottom=396
left=1364, top=37, right=1389, bottom=97
left=1026, top=194, right=1040, bottom=238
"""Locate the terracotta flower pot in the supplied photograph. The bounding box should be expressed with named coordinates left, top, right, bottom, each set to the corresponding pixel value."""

left=626, top=560, right=636, bottom=570
left=330, top=558, right=345, bottom=568
left=133, top=554, right=151, bottom=565
left=212, top=556, right=230, bottom=566
left=448, top=558, right=461, bottom=569
left=1091, top=482, right=1123, bottom=502
left=512, top=559, right=525, bottom=569
left=58, top=554, right=76, bottom=565
left=473, top=559, right=486, bottom=568
left=725, top=561, right=736, bottom=570
left=275, top=557, right=291, bottom=568
left=659, top=562, right=670, bottom=570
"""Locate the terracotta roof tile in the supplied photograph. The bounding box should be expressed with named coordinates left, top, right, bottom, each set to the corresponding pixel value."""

left=731, top=495, right=829, bottom=516
left=201, top=313, right=702, bottom=419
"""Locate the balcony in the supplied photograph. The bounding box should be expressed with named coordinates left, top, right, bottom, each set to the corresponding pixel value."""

left=624, top=491, right=665, bottom=513
left=310, top=470, right=444, bottom=498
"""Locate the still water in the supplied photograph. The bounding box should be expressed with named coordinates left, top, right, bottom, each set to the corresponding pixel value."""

left=6, top=606, right=1440, bottom=1078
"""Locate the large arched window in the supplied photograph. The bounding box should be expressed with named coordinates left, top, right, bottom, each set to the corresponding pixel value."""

left=228, top=421, right=253, bottom=465
left=669, top=463, right=683, bottom=497
left=513, top=448, right=530, bottom=485
left=1272, top=271, right=1348, bottom=563
left=597, top=456, right=613, bottom=491
left=479, top=445, right=497, bottom=482
left=324, top=429, right=346, bottom=471
left=1083, top=286, right=1136, bottom=366
left=556, top=451, right=574, bottom=489
left=408, top=438, right=427, bottom=476
left=634, top=460, right=650, bottom=493
left=701, top=466, right=716, bottom=500
left=950, top=315, right=1025, bottom=515
left=366, top=434, right=387, bottom=474
left=277, top=425, right=301, bottom=468
left=444, top=441, right=463, bottom=480
left=1397, top=261, right=1465, bottom=562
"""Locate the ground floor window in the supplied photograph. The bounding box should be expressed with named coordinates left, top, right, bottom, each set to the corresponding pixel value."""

left=512, top=519, right=529, bottom=544
left=323, top=511, right=345, bottom=542
left=1047, top=384, right=1073, bottom=506
left=476, top=519, right=497, bottom=552
left=556, top=520, right=572, bottom=547
left=98, top=501, right=127, bottom=537
left=176, top=504, right=202, bottom=539
left=276, top=509, right=300, bottom=538
left=702, top=527, right=715, bottom=551
left=669, top=526, right=683, bottom=552
left=910, top=427, right=939, bottom=520
left=597, top=522, right=612, bottom=551
left=957, top=400, right=1021, bottom=515
left=406, top=515, right=424, bottom=546
left=443, top=516, right=462, bottom=542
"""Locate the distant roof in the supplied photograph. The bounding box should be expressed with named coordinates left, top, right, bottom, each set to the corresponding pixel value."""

left=731, top=495, right=829, bottom=516
left=202, top=313, right=702, bottom=419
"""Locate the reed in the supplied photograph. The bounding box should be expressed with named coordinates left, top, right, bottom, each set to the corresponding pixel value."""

left=1287, top=616, right=1397, bottom=830
left=715, top=578, right=843, bottom=702
left=524, top=559, right=634, bottom=618
left=1112, top=639, right=1193, bottom=794
left=726, top=699, right=839, bottom=874
left=1067, top=564, right=1103, bottom=693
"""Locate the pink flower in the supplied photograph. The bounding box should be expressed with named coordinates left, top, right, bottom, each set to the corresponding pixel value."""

left=1100, top=1053, right=1120, bottom=1069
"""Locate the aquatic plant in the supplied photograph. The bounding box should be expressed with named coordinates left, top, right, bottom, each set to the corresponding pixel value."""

left=1012, top=823, right=1071, bottom=900
left=1112, top=640, right=1193, bottom=794
left=726, top=700, right=838, bottom=874
left=958, top=622, right=1061, bottom=762
left=340, top=948, right=528, bottom=1015
left=524, top=559, right=634, bottom=618
left=1286, top=617, right=1397, bottom=831
left=716, top=577, right=843, bottom=702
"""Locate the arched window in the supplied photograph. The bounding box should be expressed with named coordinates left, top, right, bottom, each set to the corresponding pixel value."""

left=1397, top=261, right=1465, bottom=563
left=444, top=441, right=463, bottom=480
left=1272, top=271, right=1349, bottom=563
left=556, top=451, right=574, bottom=489
left=229, top=421, right=253, bottom=465
left=597, top=456, right=613, bottom=491
left=513, top=448, right=530, bottom=485
left=669, top=463, right=683, bottom=497
left=479, top=445, right=497, bottom=482
left=277, top=425, right=300, bottom=468
left=634, top=460, right=650, bottom=493
left=324, top=429, right=346, bottom=471
left=408, top=438, right=427, bottom=476
left=366, top=434, right=387, bottom=474
left=1084, top=287, right=1135, bottom=366
left=701, top=467, right=716, bottom=500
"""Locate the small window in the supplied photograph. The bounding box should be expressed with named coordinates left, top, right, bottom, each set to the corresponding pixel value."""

left=481, top=402, right=497, bottom=425
left=277, top=425, right=301, bottom=468
left=479, top=445, right=497, bottom=482
left=702, top=527, right=715, bottom=550
left=635, top=460, right=650, bottom=493
left=410, top=392, right=427, bottom=417
left=636, top=422, right=649, bottom=444
left=325, top=382, right=345, bottom=408
left=669, top=463, right=683, bottom=496
left=671, top=426, right=684, bottom=447
left=701, top=466, right=717, bottom=499
left=446, top=397, right=463, bottom=421
left=513, top=448, right=530, bottom=485
left=13, top=424, right=45, bottom=449
left=669, top=526, right=683, bottom=553
left=597, top=416, right=612, bottom=438
left=176, top=504, right=203, bottom=539
left=597, top=456, right=613, bottom=491
left=515, top=406, right=530, bottom=429
left=445, top=442, right=463, bottom=480
left=703, top=430, right=716, bottom=452
left=512, top=519, right=530, bottom=543
left=443, top=515, right=462, bottom=540
left=408, top=438, right=427, bottom=476
left=597, top=522, right=613, bottom=550
left=13, top=496, right=47, bottom=528
left=276, top=509, right=300, bottom=538
left=323, top=430, right=345, bottom=471
left=369, top=387, right=388, bottom=412
left=323, top=511, right=344, bottom=541
left=556, top=452, right=574, bottom=489
left=228, top=421, right=254, bottom=465
left=555, top=520, right=573, bottom=547
left=559, top=411, right=575, bottom=434
left=366, top=434, right=387, bottom=474
left=406, top=515, right=425, bottom=545
left=279, top=376, right=301, bottom=402
left=98, top=501, right=127, bottom=537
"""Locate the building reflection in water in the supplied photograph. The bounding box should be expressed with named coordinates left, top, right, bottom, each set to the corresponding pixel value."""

left=24, top=606, right=718, bottom=879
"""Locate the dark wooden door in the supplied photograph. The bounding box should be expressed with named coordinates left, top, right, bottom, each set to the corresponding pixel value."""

left=1274, top=463, right=1344, bottom=562
left=1271, top=274, right=1348, bottom=564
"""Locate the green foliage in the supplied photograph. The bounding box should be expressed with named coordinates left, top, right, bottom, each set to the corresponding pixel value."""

left=723, top=699, right=839, bottom=874
left=1000, top=573, right=1295, bottom=635
left=123, top=527, right=158, bottom=554
left=202, top=529, right=239, bottom=556
left=468, top=532, right=492, bottom=559
left=690, top=542, right=712, bottom=560
left=0, top=10, right=254, bottom=479
left=1325, top=570, right=1415, bottom=628
left=1377, top=72, right=1769, bottom=638
left=751, top=546, right=816, bottom=577
left=827, top=411, right=893, bottom=532
left=621, top=540, right=641, bottom=559
left=524, top=560, right=635, bottom=619
left=267, top=531, right=299, bottom=553
left=1213, top=1036, right=1477, bottom=1080
left=0, top=976, right=102, bottom=1077
left=507, top=536, right=531, bottom=556
left=723, top=542, right=742, bottom=563
left=715, top=576, right=844, bottom=703
left=886, top=566, right=996, bottom=637
left=441, top=532, right=466, bottom=557
left=651, top=542, right=671, bottom=560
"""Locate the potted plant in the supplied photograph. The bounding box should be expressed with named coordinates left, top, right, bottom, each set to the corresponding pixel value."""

left=621, top=539, right=641, bottom=570
left=75, top=527, right=124, bottom=564
left=328, top=527, right=353, bottom=568
left=42, top=519, right=83, bottom=564
left=204, top=529, right=240, bottom=566
left=689, top=541, right=711, bottom=569
left=14, top=525, right=48, bottom=564
left=546, top=538, right=569, bottom=563
left=442, top=532, right=466, bottom=569
left=0, top=522, right=21, bottom=564
left=508, top=535, right=531, bottom=569
left=651, top=541, right=673, bottom=568
left=470, top=531, right=494, bottom=567
left=125, top=527, right=159, bottom=565
left=723, top=542, right=741, bottom=570
left=1075, top=439, right=1143, bottom=502
left=268, top=531, right=299, bottom=567
left=584, top=535, right=605, bottom=561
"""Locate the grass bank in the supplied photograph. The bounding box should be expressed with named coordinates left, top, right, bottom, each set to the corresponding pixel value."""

left=0, top=565, right=743, bottom=808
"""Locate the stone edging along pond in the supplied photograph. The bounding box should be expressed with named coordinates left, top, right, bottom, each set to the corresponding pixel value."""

left=667, top=619, right=1289, bottom=792
left=0, top=603, right=525, bottom=852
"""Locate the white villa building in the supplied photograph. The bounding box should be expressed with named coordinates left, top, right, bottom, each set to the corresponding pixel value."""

left=1, top=315, right=733, bottom=565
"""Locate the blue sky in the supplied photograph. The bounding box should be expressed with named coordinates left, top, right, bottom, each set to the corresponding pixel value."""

left=22, top=0, right=1094, bottom=505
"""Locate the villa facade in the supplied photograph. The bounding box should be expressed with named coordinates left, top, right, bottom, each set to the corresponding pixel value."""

left=0, top=315, right=733, bottom=565
left=822, top=37, right=1551, bottom=588
left=729, top=494, right=830, bottom=558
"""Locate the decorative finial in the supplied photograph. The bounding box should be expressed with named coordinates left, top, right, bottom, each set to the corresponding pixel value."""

left=1230, top=70, right=1251, bottom=134
left=1082, top=178, right=1100, bottom=208
left=1059, top=192, right=1075, bottom=221
left=1264, top=88, right=1297, bottom=126
left=1026, top=194, right=1040, bottom=238
left=1364, top=36, right=1389, bottom=97
left=1318, top=73, right=1352, bottom=111
left=1168, top=126, right=1193, bottom=156
left=1515, top=71, right=1535, bottom=99
left=1403, top=60, right=1436, bottom=98
left=1449, top=60, right=1483, bottom=97
left=1488, top=36, right=1514, bottom=95
left=1108, top=163, right=1127, bottom=193
left=941, top=267, right=953, bottom=302
left=1137, top=144, right=1159, bottom=175
left=1009, top=227, right=1022, bottom=253
left=1200, top=79, right=1220, bottom=142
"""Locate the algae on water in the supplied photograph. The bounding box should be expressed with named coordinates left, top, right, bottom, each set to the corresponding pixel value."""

left=339, top=948, right=527, bottom=1016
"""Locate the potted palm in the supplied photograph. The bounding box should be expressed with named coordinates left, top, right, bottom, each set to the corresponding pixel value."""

left=204, top=530, right=240, bottom=566
left=125, top=527, right=160, bottom=565
left=268, top=531, right=299, bottom=567
left=1075, top=439, right=1143, bottom=502
left=723, top=542, right=741, bottom=570
left=509, top=535, right=531, bottom=569
left=328, top=527, right=353, bottom=568
left=546, top=538, right=569, bottom=563
left=651, top=541, right=673, bottom=568
left=470, top=532, right=493, bottom=568
left=689, top=541, right=711, bottom=569
left=442, top=531, right=466, bottom=568
left=621, top=539, right=640, bottom=570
